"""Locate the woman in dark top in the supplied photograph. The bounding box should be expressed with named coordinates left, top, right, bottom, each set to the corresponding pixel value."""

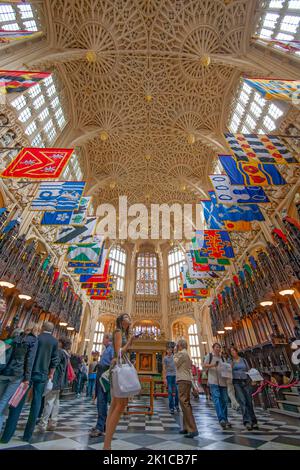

left=0, top=324, right=38, bottom=432
left=103, top=313, right=135, bottom=450
left=230, top=346, right=258, bottom=431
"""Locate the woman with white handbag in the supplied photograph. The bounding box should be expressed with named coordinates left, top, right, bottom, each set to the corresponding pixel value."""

left=103, top=313, right=141, bottom=450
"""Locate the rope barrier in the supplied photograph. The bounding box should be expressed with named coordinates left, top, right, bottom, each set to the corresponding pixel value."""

left=252, top=379, right=299, bottom=397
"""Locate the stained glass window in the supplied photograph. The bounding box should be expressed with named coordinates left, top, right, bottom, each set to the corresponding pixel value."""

left=188, top=324, right=201, bottom=368
left=109, top=245, right=126, bottom=292
left=168, top=247, right=185, bottom=294
left=92, top=321, right=105, bottom=354
left=136, top=252, right=158, bottom=295
left=255, top=0, right=300, bottom=57
left=0, top=3, right=39, bottom=31
left=228, top=81, right=287, bottom=134
left=10, top=74, right=67, bottom=150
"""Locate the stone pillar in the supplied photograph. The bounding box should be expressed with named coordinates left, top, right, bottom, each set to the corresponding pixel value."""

left=125, top=245, right=136, bottom=318
left=160, top=248, right=169, bottom=337
left=85, top=302, right=98, bottom=357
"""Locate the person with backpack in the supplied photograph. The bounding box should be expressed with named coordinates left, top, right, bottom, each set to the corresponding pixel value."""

left=230, top=346, right=258, bottom=431
left=76, top=356, right=88, bottom=398
left=0, top=321, right=59, bottom=443
left=203, top=342, right=231, bottom=430
left=38, top=337, right=72, bottom=432
left=0, top=324, right=38, bottom=433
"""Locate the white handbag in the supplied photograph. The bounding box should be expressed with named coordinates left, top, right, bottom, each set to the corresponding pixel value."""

left=111, top=352, right=141, bottom=398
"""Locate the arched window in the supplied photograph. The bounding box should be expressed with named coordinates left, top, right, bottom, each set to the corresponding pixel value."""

left=168, top=247, right=185, bottom=294
left=255, top=0, right=300, bottom=58
left=229, top=80, right=286, bottom=135
left=188, top=324, right=201, bottom=368
left=136, top=252, right=158, bottom=295
left=109, top=245, right=126, bottom=292
left=10, top=74, right=68, bottom=151
left=92, top=321, right=105, bottom=354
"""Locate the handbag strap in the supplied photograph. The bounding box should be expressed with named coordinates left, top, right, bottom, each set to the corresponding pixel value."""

left=117, top=350, right=132, bottom=367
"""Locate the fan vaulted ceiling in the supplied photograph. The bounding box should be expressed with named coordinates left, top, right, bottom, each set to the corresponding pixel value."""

left=37, top=0, right=257, bottom=207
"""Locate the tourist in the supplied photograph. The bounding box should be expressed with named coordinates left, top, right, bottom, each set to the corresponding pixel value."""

left=163, top=347, right=179, bottom=414
left=76, top=356, right=88, bottom=398
left=203, top=343, right=231, bottom=430
left=70, top=353, right=81, bottom=394
left=230, top=346, right=258, bottom=431
left=86, top=354, right=98, bottom=398
left=0, top=324, right=38, bottom=433
left=103, top=313, right=136, bottom=450
left=89, top=334, right=114, bottom=437
left=38, top=337, right=71, bottom=432
left=0, top=321, right=59, bottom=443
left=174, top=339, right=198, bottom=438
left=222, top=348, right=240, bottom=411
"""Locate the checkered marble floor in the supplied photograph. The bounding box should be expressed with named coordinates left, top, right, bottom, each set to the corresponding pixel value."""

left=0, top=395, right=300, bottom=450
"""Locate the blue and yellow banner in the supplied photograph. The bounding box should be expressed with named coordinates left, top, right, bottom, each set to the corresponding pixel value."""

left=244, top=77, right=300, bottom=102
left=219, top=155, right=286, bottom=186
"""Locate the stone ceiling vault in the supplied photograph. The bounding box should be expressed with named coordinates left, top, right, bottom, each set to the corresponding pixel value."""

left=32, top=0, right=258, bottom=206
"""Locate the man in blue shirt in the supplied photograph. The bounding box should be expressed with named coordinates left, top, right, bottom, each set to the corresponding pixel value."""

left=89, top=333, right=114, bottom=437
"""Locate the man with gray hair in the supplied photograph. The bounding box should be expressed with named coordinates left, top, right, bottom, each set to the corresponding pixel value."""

left=90, top=332, right=114, bottom=437
left=174, top=339, right=198, bottom=438
left=1, top=321, right=59, bottom=443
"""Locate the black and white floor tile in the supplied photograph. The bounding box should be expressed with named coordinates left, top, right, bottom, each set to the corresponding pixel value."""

left=1, top=395, right=300, bottom=450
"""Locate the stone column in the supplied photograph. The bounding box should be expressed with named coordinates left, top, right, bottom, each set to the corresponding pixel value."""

left=160, top=247, right=170, bottom=337
left=125, top=245, right=136, bottom=318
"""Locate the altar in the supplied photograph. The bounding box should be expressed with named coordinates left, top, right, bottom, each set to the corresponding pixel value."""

left=125, top=336, right=168, bottom=416
left=129, top=336, right=167, bottom=376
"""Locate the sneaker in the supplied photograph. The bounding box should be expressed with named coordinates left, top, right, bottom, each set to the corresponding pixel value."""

left=37, top=424, right=46, bottom=433
left=47, top=424, right=56, bottom=432
left=170, top=409, right=175, bottom=415
left=89, top=429, right=104, bottom=438
left=225, top=422, right=232, bottom=429
left=245, top=423, right=252, bottom=431
left=184, top=431, right=199, bottom=439
left=76, top=394, right=81, bottom=398
left=176, top=407, right=180, bottom=413
left=179, top=429, right=188, bottom=434
left=252, top=424, right=259, bottom=430
left=220, top=421, right=227, bottom=430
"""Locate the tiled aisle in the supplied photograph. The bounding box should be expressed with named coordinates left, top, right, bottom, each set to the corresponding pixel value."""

left=0, top=395, right=300, bottom=450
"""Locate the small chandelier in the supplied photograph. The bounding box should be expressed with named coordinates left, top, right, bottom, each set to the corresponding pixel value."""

left=260, top=300, right=273, bottom=307
left=67, top=326, right=75, bottom=331
left=59, top=322, right=68, bottom=327
left=18, top=294, right=32, bottom=301
left=0, top=280, right=15, bottom=289
left=217, top=330, right=225, bottom=335
left=224, top=326, right=233, bottom=331
left=279, top=289, right=295, bottom=296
